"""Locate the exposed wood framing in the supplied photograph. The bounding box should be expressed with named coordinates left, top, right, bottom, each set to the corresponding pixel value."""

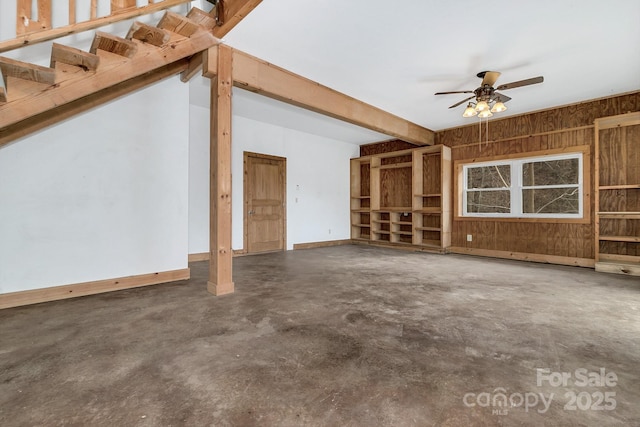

left=90, top=31, right=138, bottom=58
left=208, top=44, right=234, bottom=295
left=0, top=56, right=56, bottom=86
left=0, top=29, right=219, bottom=144
left=50, top=43, right=100, bottom=71
left=180, top=51, right=205, bottom=83
left=111, top=0, right=137, bottom=14
left=126, top=21, right=171, bottom=47
left=205, top=48, right=434, bottom=146
left=157, top=11, right=201, bottom=37
left=0, top=0, right=191, bottom=53
left=0, top=59, right=189, bottom=147
left=214, top=0, right=263, bottom=36
left=16, top=0, right=52, bottom=35
left=186, top=7, right=218, bottom=29
left=180, top=0, right=263, bottom=82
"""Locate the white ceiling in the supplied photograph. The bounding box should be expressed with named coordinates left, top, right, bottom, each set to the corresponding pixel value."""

left=195, top=0, right=640, bottom=143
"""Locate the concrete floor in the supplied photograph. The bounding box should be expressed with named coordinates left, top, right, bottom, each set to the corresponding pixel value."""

left=1, top=245, right=639, bottom=426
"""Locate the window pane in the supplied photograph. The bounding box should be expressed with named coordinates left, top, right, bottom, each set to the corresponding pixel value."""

left=467, top=165, right=511, bottom=189
left=522, top=187, right=579, bottom=214
left=522, top=158, right=579, bottom=187
left=466, top=190, right=511, bottom=213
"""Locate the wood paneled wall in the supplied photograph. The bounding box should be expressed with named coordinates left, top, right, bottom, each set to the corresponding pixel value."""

left=360, top=91, right=640, bottom=265
left=439, top=91, right=640, bottom=263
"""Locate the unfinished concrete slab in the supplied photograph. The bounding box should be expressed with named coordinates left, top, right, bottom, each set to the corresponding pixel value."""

left=1, top=245, right=639, bottom=426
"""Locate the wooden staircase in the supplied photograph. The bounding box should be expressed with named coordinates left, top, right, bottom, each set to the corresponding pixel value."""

left=0, top=8, right=220, bottom=147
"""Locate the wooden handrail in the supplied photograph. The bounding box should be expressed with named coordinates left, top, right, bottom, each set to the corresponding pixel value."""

left=1, top=0, right=192, bottom=53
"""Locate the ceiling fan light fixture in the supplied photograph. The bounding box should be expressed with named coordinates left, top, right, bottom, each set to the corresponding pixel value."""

left=491, top=101, right=507, bottom=113
left=475, top=100, right=490, bottom=112
left=463, top=103, right=478, bottom=117
left=478, top=109, right=493, bottom=118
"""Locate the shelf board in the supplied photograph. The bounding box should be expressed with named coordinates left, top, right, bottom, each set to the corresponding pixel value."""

left=598, top=212, right=640, bottom=219
left=351, top=209, right=370, bottom=213
left=598, top=235, right=640, bottom=243
left=392, top=231, right=413, bottom=236
left=376, top=207, right=413, bottom=212
left=352, top=223, right=371, bottom=228
left=351, top=195, right=371, bottom=199
left=392, top=221, right=413, bottom=225
left=373, top=230, right=391, bottom=235
left=599, top=184, right=640, bottom=190
left=414, top=208, right=442, bottom=214
left=372, top=220, right=390, bottom=224
left=414, top=193, right=441, bottom=198
left=378, top=162, right=412, bottom=170
left=415, top=226, right=441, bottom=232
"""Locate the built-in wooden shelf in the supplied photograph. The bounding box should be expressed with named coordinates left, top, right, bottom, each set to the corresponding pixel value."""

left=599, top=184, right=640, bottom=190
left=416, top=226, right=441, bottom=232
left=351, top=208, right=370, bottom=213
left=598, top=212, right=640, bottom=219
left=599, top=235, right=640, bottom=243
left=378, top=162, right=412, bottom=170
left=350, top=145, right=451, bottom=250
left=414, top=208, right=442, bottom=214
left=376, top=207, right=412, bottom=212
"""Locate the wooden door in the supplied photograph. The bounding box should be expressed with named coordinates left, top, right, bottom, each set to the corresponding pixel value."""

left=244, top=152, right=286, bottom=253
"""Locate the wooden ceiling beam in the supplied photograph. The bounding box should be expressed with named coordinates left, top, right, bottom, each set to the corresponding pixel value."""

left=221, top=48, right=434, bottom=146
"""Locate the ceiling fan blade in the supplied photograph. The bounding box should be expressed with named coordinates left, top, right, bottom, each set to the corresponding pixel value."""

left=496, top=76, right=544, bottom=91
left=435, top=90, right=474, bottom=95
left=493, top=92, right=512, bottom=103
left=449, top=95, right=475, bottom=109
left=481, top=71, right=501, bottom=87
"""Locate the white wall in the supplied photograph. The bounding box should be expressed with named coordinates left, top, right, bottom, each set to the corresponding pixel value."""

left=0, top=3, right=191, bottom=295
left=0, top=79, right=190, bottom=294
left=189, top=101, right=360, bottom=253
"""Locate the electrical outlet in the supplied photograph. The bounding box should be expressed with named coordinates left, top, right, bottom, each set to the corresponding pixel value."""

left=467, top=234, right=473, bottom=242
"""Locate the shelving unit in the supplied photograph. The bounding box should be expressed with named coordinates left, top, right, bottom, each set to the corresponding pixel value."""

left=594, top=112, right=640, bottom=276
left=350, top=145, right=451, bottom=252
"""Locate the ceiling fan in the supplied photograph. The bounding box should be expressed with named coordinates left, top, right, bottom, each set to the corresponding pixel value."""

left=435, top=71, right=544, bottom=117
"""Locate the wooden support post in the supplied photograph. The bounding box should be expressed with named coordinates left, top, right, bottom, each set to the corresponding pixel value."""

left=208, top=45, right=234, bottom=296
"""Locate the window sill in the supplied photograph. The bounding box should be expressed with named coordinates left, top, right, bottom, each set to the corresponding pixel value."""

left=454, top=215, right=591, bottom=224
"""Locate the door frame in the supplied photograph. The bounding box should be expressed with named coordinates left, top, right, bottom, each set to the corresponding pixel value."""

left=243, top=151, right=287, bottom=254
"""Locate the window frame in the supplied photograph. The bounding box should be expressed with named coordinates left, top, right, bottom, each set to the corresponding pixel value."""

left=454, top=146, right=591, bottom=224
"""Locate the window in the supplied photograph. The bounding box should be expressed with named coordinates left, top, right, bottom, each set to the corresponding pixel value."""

left=462, top=153, right=583, bottom=218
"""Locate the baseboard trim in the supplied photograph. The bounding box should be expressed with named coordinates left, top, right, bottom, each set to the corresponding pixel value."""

left=293, top=239, right=352, bottom=250
left=351, top=239, right=446, bottom=254
left=0, top=268, right=190, bottom=310
left=188, top=252, right=210, bottom=262
left=448, top=247, right=595, bottom=268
